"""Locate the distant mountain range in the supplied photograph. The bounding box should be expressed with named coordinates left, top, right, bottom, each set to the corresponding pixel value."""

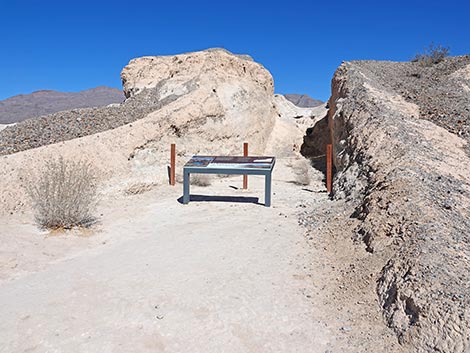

left=0, top=86, right=124, bottom=124
left=284, top=94, right=323, bottom=108
left=0, top=86, right=322, bottom=125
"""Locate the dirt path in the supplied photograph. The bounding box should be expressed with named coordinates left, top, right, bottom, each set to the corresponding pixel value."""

left=0, top=159, right=402, bottom=352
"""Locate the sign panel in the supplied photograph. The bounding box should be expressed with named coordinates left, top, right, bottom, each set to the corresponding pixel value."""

left=185, top=156, right=275, bottom=170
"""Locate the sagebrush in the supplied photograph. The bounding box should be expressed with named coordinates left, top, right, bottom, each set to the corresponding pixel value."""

left=413, top=43, right=449, bottom=66
left=26, top=157, right=99, bottom=229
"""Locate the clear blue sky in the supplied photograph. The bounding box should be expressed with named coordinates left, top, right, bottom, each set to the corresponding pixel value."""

left=1, top=0, right=469, bottom=101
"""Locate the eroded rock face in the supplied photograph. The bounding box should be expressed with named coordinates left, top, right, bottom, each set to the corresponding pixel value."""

left=266, top=95, right=325, bottom=156
left=119, top=48, right=277, bottom=161
left=329, top=58, right=470, bottom=352
left=271, top=94, right=329, bottom=160
left=121, top=48, right=272, bottom=99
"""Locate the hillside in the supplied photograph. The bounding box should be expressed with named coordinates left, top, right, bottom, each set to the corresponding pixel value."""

left=0, top=86, right=124, bottom=124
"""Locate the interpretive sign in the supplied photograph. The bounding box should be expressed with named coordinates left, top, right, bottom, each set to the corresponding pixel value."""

left=183, top=155, right=276, bottom=206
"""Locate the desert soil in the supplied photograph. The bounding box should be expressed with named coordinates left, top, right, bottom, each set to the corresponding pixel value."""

left=0, top=159, right=403, bottom=353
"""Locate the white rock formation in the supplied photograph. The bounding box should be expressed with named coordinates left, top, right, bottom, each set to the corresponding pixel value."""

left=273, top=94, right=314, bottom=119
left=120, top=48, right=278, bottom=157
left=265, top=95, right=326, bottom=156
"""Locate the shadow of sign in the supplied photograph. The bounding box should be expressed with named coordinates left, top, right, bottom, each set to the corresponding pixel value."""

left=177, top=194, right=261, bottom=205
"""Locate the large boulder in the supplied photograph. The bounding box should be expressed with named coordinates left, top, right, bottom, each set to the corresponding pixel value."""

left=119, top=48, right=277, bottom=158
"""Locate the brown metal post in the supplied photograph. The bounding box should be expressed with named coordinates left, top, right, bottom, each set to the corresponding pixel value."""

left=243, top=142, right=248, bottom=189
left=170, top=143, right=176, bottom=186
left=326, top=144, right=332, bottom=193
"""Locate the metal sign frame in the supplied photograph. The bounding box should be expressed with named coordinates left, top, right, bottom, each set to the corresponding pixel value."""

left=182, top=156, right=276, bottom=206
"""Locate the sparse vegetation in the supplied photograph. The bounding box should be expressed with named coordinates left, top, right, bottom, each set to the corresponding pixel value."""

left=412, top=43, right=449, bottom=66
left=190, top=174, right=212, bottom=186
left=25, top=157, right=99, bottom=229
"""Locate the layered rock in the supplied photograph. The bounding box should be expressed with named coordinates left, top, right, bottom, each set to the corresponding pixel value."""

left=328, top=58, right=470, bottom=352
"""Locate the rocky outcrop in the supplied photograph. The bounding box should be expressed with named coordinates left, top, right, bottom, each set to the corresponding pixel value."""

left=119, top=48, right=277, bottom=157
left=273, top=94, right=315, bottom=120
left=266, top=95, right=326, bottom=156
left=328, top=58, right=470, bottom=352
left=0, top=86, right=124, bottom=124
left=121, top=48, right=271, bottom=98
left=270, top=94, right=328, bottom=159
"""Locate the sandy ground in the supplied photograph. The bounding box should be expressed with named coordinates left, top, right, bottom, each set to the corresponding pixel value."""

left=0, top=159, right=402, bottom=353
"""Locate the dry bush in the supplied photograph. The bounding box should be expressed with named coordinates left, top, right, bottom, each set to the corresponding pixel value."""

left=190, top=174, right=212, bottom=186
left=25, top=157, right=99, bottom=229
left=413, top=44, right=449, bottom=66
left=290, top=158, right=312, bottom=185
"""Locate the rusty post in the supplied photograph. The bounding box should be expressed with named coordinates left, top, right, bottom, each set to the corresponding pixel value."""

left=326, top=144, right=332, bottom=193
left=243, top=142, right=248, bottom=189
left=170, top=143, right=176, bottom=186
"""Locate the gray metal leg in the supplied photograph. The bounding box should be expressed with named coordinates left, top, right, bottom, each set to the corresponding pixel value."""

left=264, top=172, right=272, bottom=207
left=183, top=170, right=190, bottom=204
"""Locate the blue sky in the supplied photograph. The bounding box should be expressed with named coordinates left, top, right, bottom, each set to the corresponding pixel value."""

left=1, top=0, right=469, bottom=101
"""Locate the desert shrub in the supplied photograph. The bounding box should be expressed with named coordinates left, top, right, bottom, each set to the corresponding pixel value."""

left=190, top=174, right=212, bottom=186
left=413, top=44, right=449, bottom=66
left=26, top=157, right=99, bottom=229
